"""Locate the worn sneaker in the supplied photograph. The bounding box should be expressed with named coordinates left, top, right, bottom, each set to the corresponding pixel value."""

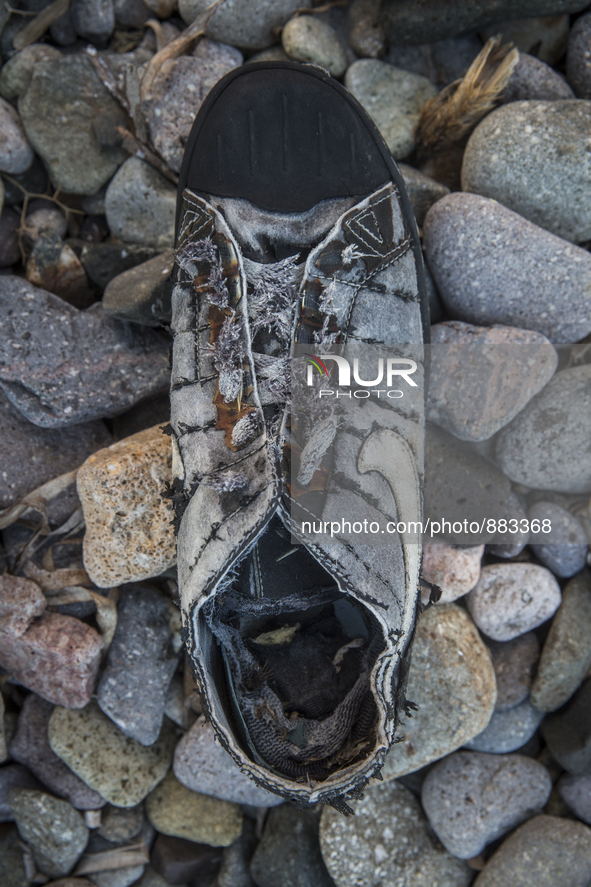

left=169, top=61, right=428, bottom=811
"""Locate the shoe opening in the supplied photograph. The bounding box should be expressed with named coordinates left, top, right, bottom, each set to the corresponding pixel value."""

left=201, top=539, right=386, bottom=783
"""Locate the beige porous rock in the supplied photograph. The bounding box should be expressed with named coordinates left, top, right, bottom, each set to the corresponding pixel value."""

left=421, top=539, right=484, bottom=603
left=77, top=425, right=176, bottom=586
left=380, top=603, right=497, bottom=780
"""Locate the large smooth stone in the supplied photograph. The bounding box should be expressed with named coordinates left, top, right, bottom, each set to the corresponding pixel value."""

left=320, top=781, right=472, bottom=887
left=462, top=101, right=591, bottom=244
left=423, top=192, right=591, bottom=344
left=173, top=717, right=282, bottom=807
left=344, top=60, right=437, bottom=159
left=421, top=751, right=551, bottom=859
left=8, top=789, right=88, bottom=878
left=495, top=365, right=591, bottom=494
left=428, top=321, right=557, bottom=441
left=380, top=603, right=496, bottom=780
left=381, top=0, right=588, bottom=45
left=18, top=55, right=128, bottom=195
left=473, top=815, right=591, bottom=887
left=0, top=277, right=170, bottom=428
left=531, top=571, right=591, bottom=712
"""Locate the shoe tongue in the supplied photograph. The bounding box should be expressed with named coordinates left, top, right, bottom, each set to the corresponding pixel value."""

left=204, top=193, right=359, bottom=262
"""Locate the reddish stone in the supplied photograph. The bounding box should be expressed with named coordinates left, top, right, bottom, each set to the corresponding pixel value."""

left=0, top=611, right=103, bottom=708
left=0, top=574, right=46, bottom=638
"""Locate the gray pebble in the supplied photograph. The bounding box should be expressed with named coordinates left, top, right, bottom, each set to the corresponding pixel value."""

left=0, top=44, right=62, bottom=103
left=89, top=866, right=146, bottom=887
left=467, top=563, right=561, bottom=642
left=381, top=0, right=586, bottom=46
left=424, top=192, right=591, bottom=344
left=8, top=788, right=88, bottom=878
left=487, top=632, right=540, bottom=712
left=320, top=781, right=472, bottom=887
left=105, top=158, right=176, bottom=250
left=542, top=678, right=591, bottom=774
left=398, top=163, right=449, bottom=227
left=173, top=717, right=282, bottom=807
left=251, top=805, right=334, bottom=887
left=381, top=604, right=497, bottom=780
left=0, top=764, right=43, bottom=822
left=558, top=773, right=591, bottom=824
left=0, top=277, right=170, bottom=428
left=0, top=98, right=33, bottom=175
left=496, top=365, right=591, bottom=494
left=97, top=586, right=179, bottom=746
left=567, top=11, right=591, bottom=98
left=532, top=571, right=591, bottom=712
left=80, top=242, right=157, bottom=292
left=462, top=101, right=591, bottom=244
left=529, top=501, right=588, bottom=577
left=387, top=34, right=483, bottom=86
left=480, top=14, right=569, bottom=66
left=141, top=40, right=242, bottom=175
left=178, top=0, right=309, bottom=50
left=9, top=694, right=106, bottom=810
left=421, top=751, right=551, bottom=859
left=473, top=815, right=591, bottom=887
left=19, top=55, right=128, bottom=196
left=484, top=490, right=530, bottom=558
left=425, top=424, right=516, bottom=545
left=22, top=207, right=68, bottom=249
left=0, top=826, right=28, bottom=887
left=428, top=321, right=557, bottom=442
left=0, top=208, right=22, bottom=267
left=49, top=4, right=78, bottom=45
left=344, top=60, right=437, bottom=159
left=464, top=698, right=545, bottom=754
left=114, top=0, right=150, bottom=29
left=501, top=53, right=574, bottom=103
left=98, top=803, right=144, bottom=843
left=0, top=390, right=111, bottom=523
left=282, top=16, right=347, bottom=77
left=71, top=0, right=115, bottom=43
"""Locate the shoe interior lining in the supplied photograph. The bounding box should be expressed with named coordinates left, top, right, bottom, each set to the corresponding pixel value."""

left=201, top=522, right=385, bottom=782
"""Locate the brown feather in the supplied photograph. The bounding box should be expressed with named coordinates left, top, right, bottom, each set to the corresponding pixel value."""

left=416, top=37, right=519, bottom=158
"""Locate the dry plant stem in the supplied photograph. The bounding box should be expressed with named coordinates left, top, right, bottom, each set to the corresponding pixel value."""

left=84, top=45, right=132, bottom=116
left=74, top=841, right=150, bottom=875
left=2, top=173, right=85, bottom=264
left=139, top=0, right=227, bottom=102
left=12, top=0, right=69, bottom=49
left=0, top=469, right=78, bottom=530
left=116, top=125, right=179, bottom=183
left=144, top=17, right=167, bottom=51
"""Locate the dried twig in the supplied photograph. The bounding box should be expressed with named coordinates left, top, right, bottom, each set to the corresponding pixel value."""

left=2, top=173, right=84, bottom=264
left=84, top=45, right=132, bottom=116
left=116, top=125, right=179, bottom=183
left=13, top=0, right=69, bottom=50
left=415, top=37, right=519, bottom=158
left=0, top=469, right=78, bottom=530
left=74, top=841, right=149, bottom=875
left=140, top=0, right=226, bottom=101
